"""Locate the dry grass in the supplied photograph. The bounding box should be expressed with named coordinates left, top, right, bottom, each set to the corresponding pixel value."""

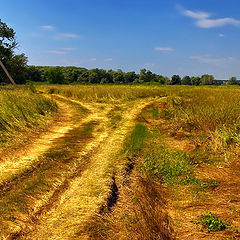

left=2, top=84, right=240, bottom=239
left=0, top=86, right=57, bottom=148
left=38, top=84, right=167, bottom=103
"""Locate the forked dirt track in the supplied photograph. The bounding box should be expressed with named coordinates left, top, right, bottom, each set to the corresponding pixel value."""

left=0, top=94, right=155, bottom=240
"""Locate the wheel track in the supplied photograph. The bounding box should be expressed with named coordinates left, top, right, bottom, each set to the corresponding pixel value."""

left=19, top=98, right=155, bottom=240
left=0, top=95, right=112, bottom=239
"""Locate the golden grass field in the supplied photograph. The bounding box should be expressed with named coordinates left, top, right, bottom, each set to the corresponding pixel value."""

left=1, top=84, right=240, bottom=239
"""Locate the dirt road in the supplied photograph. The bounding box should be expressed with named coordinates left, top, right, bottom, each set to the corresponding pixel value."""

left=0, top=94, right=154, bottom=240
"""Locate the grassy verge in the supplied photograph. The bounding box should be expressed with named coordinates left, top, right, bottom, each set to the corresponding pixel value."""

left=0, top=87, right=57, bottom=148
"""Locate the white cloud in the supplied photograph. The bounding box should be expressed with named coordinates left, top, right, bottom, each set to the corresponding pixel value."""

left=90, top=58, right=97, bottom=61
left=197, top=18, right=240, bottom=28
left=179, top=6, right=240, bottom=28
left=41, top=25, right=55, bottom=30
left=218, top=33, right=224, bottom=37
left=190, top=55, right=236, bottom=66
left=183, top=9, right=210, bottom=20
left=56, top=33, right=79, bottom=39
left=155, top=47, right=173, bottom=51
left=49, top=50, right=67, bottom=55
left=104, top=58, right=113, bottom=62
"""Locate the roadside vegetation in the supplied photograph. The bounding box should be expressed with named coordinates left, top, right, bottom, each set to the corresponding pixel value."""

left=0, top=86, right=57, bottom=148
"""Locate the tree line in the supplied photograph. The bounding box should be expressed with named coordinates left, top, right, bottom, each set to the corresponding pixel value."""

left=0, top=19, right=239, bottom=86
left=24, top=66, right=238, bottom=86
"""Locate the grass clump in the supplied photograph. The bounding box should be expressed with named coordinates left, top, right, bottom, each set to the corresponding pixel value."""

left=179, top=175, right=220, bottom=189
left=193, top=212, right=231, bottom=232
left=141, top=146, right=192, bottom=185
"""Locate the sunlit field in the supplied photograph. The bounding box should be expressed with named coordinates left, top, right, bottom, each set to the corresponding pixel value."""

left=1, top=84, right=240, bottom=239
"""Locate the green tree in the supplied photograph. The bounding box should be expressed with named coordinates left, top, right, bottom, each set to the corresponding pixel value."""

left=191, top=76, right=200, bottom=86
left=46, top=67, right=65, bottom=84
left=200, top=74, right=216, bottom=85
left=228, top=76, right=238, bottom=85
left=0, top=19, right=29, bottom=84
left=124, top=71, right=136, bottom=83
left=5, top=54, right=28, bottom=84
left=181, top=76, right=191, bottom=85
left=170, top=75, right=181, bottom=85
left=27, top=66, right=43, bottom=82
left=0, top=19, right=17, bottom=61
left=113, top=69, right=124, bottom=83
left=139, top=69, right=154, bottom=82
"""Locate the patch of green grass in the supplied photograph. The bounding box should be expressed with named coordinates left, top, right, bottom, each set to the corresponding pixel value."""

left=141, top=146, right=192, bottom=185
left=193, top=212, right=231, bottom=232
left=179, top=176, right=220, bottom=196
left=146, top=108, right=159, bottom=119
left=124, top=124, right=148, bottom=157
left=179, top=175, right=220, bottom=189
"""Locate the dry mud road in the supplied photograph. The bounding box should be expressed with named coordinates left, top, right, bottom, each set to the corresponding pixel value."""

left=0, top=94, right=154, bottom=240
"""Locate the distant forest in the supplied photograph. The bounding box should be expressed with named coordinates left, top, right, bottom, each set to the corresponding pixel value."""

left=1, top=64, right=238, bottom=85
left=0, top=63, right=239, bottom=86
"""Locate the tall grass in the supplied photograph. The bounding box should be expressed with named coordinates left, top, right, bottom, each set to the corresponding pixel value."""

left=0, top=87, right=57, bottom=146
left=38, top=85, right=167, bottom=102
left=160, top=87, right=240, bottom=149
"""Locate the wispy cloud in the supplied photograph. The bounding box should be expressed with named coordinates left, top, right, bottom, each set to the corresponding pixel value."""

left=178, top=5, right=240, bottom=28
left=62, top=48, right=75, bottom=51
left=218, top=33, right=224, bottom=37
left=104, top=58, right=113, bottom=62
left=56, top=33, right=79, bottom=39
left=49, top=50, right=67, bottom=55
left=155, top=47, right=173, bottom=51
left=90, top=58, right=97, bottom=61
left=190, top=55, right=236, bottom=66
left=41, top=25, right=55, bottom=30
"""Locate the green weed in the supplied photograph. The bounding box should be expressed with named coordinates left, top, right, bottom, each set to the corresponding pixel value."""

left=193, top=212, right=231, bottom=232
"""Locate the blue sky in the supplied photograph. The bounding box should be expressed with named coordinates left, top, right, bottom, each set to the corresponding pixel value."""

left=1, top=0, right=240, bottom=79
